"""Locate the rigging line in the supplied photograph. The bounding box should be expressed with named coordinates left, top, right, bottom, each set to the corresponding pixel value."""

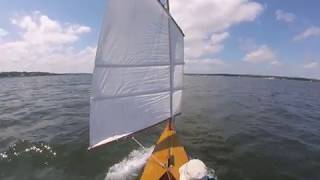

left=131, top=137, right=166, bottom=168
left=166, top=171, right=172, bottom=180
left=131, top=136, right=146, bottom=149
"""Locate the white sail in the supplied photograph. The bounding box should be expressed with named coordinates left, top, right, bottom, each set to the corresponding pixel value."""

left=170, top=17, right=184, bottom=117
left=90, top=0, right=184, bottom=149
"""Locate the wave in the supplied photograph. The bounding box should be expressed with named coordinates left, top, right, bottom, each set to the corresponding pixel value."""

left=0, top=141, right=57, bottom=162
left=105, top=146, right=154, bottom=180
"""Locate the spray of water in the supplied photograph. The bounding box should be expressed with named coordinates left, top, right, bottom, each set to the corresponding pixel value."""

left=105, top=146, right=154, bottom=180
left=104, top=146, right=218, bottom=180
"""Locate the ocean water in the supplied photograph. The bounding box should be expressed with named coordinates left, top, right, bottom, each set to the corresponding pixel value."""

left=0, top=75, right=319, bottom=180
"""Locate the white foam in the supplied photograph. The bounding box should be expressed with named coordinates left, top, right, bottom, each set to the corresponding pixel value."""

left=105, top=146, right=154, bottom=180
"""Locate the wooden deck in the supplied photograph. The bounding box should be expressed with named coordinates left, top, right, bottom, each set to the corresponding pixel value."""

left=140, top=123, right=189, bottom=180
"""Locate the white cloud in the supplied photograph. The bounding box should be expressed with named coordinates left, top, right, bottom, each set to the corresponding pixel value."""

left=0, top=12, right=95, bottom=73
left=185, top=58, right=228, bottom=74
left=187, top=58, right=227, bottom=66
left=185, top=32, right=229, bottom=58
left=171, top=0, right=263, bottom=62
left=303, top=62, right=319, bottom=69
left=294, top=26, right=320, bottom=41
left=0, top=28, right=8, bottom=37
left=11, top=13, right=91, bottom=45
left=270, top=60, right=281, bottom=66
left=275, top=9, right=296, bottom=23
left=243, top=45, right=277, bottom=64
left=210, top=32, right=230, bottom=44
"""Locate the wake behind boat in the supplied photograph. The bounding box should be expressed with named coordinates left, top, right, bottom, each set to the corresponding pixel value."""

left=89, top=0, right=211, bottom=179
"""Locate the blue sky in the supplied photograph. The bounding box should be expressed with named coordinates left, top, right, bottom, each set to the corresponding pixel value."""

left=0, top=0, right=319, bottom=78
left=0, top=0, right=106, bottom=48
left=222, top=0, right=320, bottom=64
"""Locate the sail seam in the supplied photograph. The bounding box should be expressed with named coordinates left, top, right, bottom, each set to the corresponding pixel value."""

left=92, top=88, right=183, bottom=101
left=95, top=62, right=184, bottom=68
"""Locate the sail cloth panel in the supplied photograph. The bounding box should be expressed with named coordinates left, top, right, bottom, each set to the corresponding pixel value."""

left=90, top=0, right=184, bottom=149
left=170, top=18, right=184, bottom=116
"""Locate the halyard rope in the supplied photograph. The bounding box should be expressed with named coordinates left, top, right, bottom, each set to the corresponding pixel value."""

left=131, top=137, right=166, bottom=168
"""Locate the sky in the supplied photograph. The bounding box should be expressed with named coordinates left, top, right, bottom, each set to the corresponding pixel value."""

left=0, top=0, right=319, bottom=79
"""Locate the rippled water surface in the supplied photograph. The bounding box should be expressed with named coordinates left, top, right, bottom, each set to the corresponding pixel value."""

left=0, top=75, right=320, bottom=180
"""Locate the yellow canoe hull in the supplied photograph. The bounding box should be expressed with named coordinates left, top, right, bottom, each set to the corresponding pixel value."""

left=140, top=123, right=189, bottom=180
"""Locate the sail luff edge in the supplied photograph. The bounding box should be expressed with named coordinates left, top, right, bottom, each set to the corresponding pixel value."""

left=155, top=0, right=185, bottom=36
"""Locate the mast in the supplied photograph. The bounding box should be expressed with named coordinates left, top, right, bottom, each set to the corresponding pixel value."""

left=166, top=0, right=170, bottom=11
left=167, top=0, right=174, bottom=130
left=167, top=0, right=175, bottom=168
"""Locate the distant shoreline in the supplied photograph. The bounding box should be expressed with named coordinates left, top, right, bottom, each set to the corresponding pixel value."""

left=0, top=72, right=318, bottom=82
left=185, top=73, right=320, bottom=82
left=0, top=72, right=90, bottom=78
